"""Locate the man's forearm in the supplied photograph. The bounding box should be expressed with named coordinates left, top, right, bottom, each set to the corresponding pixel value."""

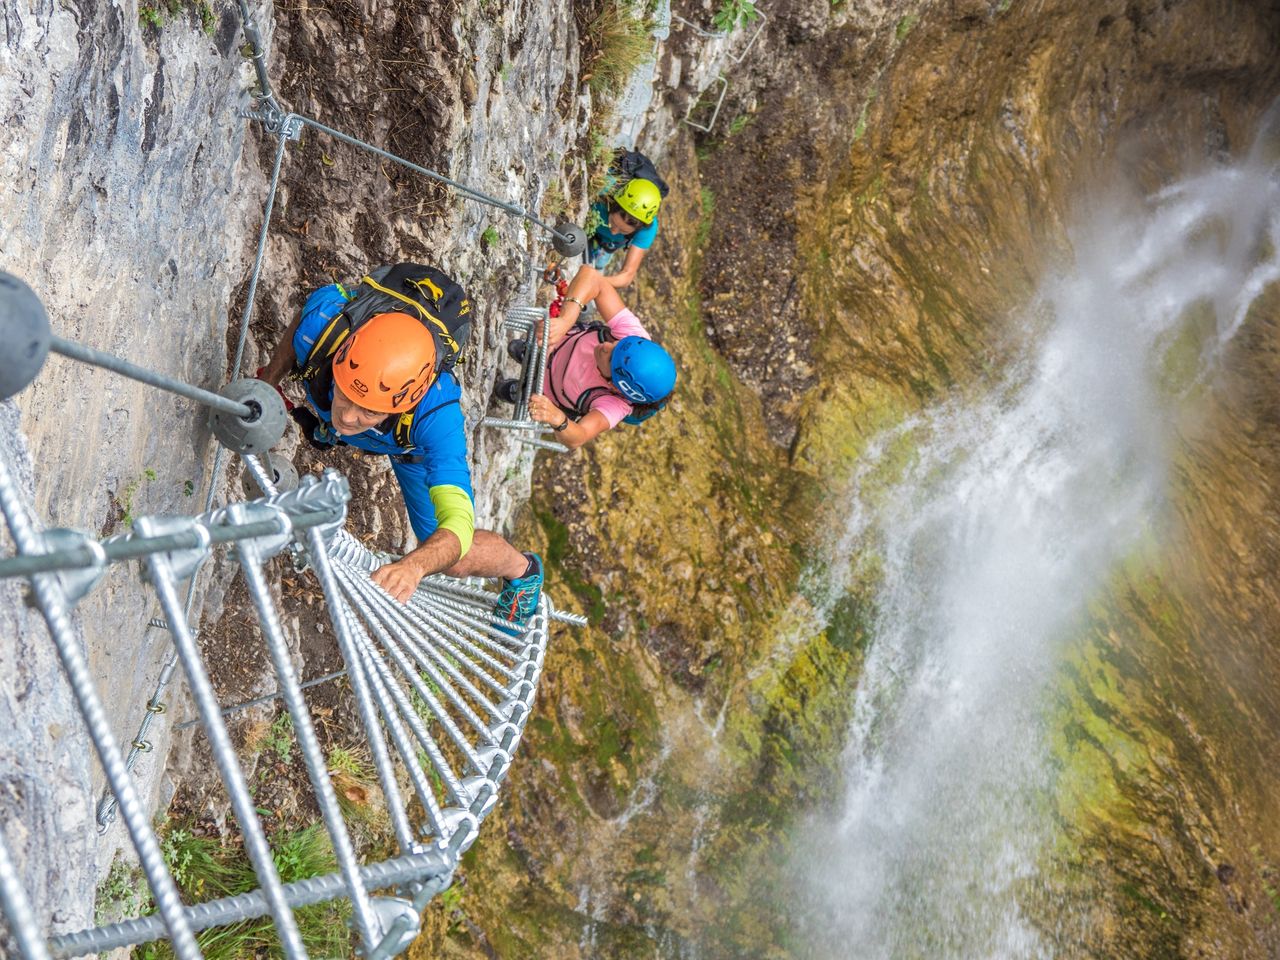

left=402, top=528, right=463, bottom=577
left=260, top=315, right=302, bottom=384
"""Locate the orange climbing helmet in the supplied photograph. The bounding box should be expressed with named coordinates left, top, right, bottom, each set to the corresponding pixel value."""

left=332, top=311, right=437, bottom=413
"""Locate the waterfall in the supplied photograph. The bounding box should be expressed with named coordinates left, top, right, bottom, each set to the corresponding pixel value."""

left=797, top=138, right=1280, bottom=958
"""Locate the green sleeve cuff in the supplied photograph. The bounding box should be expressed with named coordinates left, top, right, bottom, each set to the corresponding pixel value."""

left=429, top=484, right=475, bottom=557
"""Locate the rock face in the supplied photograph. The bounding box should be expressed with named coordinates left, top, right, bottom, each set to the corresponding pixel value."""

left=5, top=0, right=1280, bottom=955
left=0, top=402, right=95, bottom=935
left=0, top=0, right=584, bottom=936
left=1, top=0, right=268, bottom=925
left=433, top=0, right=1280, bottom=958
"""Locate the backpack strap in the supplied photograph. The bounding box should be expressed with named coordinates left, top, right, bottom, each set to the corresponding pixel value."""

left=296, top=314, right=351, bottom=384
left=567, top=386, right=616, bottom=420
left=360, top=273, right=463, bottom=360
left=391, top=411, right=415, bottom=450
left=391, top=397, right=460, bottom=449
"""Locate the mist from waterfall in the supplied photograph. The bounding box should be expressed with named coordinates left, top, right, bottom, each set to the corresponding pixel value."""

left=795, top=137, right=1280, bottom=958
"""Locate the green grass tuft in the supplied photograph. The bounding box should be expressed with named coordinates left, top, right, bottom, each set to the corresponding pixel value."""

left=585, top=2, right=654, bottom=100
left=586, top=128, right=618, bottom=200
left=695, top=188, right=716, bottom=250
left=139, top=823, right=351, bottom=959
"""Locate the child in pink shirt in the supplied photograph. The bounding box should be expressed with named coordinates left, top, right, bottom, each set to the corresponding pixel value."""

left=518, top=265, right=677, bottom=450
left=541, top=305, right=650, bottom=429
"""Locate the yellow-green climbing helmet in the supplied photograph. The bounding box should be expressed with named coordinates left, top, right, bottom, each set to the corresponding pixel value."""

left=614, top=178, right=662, bottom=225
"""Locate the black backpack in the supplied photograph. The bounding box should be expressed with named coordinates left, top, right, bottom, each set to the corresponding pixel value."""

left=294, top=263, right=472, bottom=447
left=545, top=321, right=668, bottom=427
left=611, top=149, right=670, bottom=199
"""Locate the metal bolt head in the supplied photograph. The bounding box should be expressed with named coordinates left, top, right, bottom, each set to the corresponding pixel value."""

left=367, top=896, right=421, bottom=956
left=0, top=271, right=52, bottom=401
left=263, top=450, right=300, bottom=493
left=551, top=221, right=587, bottom=258
left=37, top=528, right=108, bottom=606
left=210, top=378, right=287, bottom=454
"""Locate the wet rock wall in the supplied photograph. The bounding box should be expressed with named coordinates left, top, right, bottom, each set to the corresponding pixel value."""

left=435, top=0, right=1280, bottom=956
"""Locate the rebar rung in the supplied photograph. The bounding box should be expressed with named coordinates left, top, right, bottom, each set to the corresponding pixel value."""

left=47, top=847, right=457, bottom=958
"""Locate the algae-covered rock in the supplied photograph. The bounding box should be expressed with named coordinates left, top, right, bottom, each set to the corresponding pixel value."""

left=433, top=0, right=1280, bottom=957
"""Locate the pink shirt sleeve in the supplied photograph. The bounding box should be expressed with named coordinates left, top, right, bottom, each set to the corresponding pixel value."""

left=605, top=307, right=650, bottom=340
left=587, top=393, right=634, bottom=428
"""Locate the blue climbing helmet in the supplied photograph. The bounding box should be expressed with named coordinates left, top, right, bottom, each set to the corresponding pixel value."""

left=610, top=336, right=676, bottom=404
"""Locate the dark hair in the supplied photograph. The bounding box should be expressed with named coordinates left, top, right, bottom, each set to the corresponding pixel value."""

left=606, top=198, right=641, bottom=227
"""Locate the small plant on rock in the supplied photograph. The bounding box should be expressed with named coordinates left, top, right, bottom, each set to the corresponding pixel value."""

left=712, top=0, right=758, bottom=32
left=541, top=179, right=571, bottom=221
left=94, top=855, right=145, bottom=925
left=267, top=711, right=294, bottom=763
left=196, top=2, right=215, bottom=34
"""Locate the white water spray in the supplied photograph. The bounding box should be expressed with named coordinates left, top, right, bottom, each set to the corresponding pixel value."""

left=797, top=142, right=1280, bottom=958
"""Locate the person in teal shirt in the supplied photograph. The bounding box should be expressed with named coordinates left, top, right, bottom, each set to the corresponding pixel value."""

left=587, top=177, right=662, bottom=289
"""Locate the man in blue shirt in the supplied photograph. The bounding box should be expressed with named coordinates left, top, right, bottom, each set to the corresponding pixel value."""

left=259, top=278, right=542, bottom=630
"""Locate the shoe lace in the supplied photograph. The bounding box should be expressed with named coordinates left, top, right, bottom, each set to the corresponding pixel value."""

left=496, top=580, right=538, bottom=620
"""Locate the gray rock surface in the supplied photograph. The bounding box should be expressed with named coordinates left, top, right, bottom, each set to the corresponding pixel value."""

left=0, top=0, right=588, bottom=938
left=0, top=400, right=95, bottom=938
left=1, top=0, right=270, bottom=931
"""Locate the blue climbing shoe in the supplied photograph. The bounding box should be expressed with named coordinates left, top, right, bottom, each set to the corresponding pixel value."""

left=493, top=553, right=543, bottom=636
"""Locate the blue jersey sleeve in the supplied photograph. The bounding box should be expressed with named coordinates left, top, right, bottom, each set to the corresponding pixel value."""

left=388, top=373, right=474, bottom=542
